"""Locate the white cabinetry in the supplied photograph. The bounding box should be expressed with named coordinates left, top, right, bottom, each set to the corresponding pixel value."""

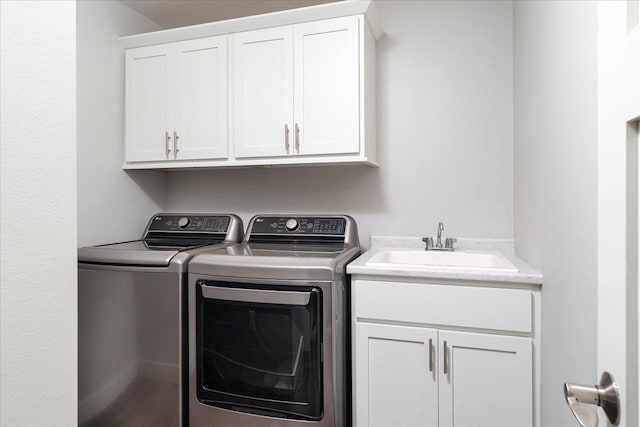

left=125, top=44, right=173, bottom=162
left=294, top=16, right=360, bottom=156
left=233, top=16, right=361, bottom=160
left=438, top=331, right=532, bottom=427
left=353, top=279, right=537, bottom=427
left=121, top=0, right=382, bottom=169
left=125, top=36, right=228, bottom=163
left=174, top=37, right=228, bottom=160
left=233, top=26, right=293, bottom=158
left=355, top=323, right=439, bottom=427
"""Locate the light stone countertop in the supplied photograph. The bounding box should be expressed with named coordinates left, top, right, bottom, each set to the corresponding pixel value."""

left=348, top=237, right=543, bottom=285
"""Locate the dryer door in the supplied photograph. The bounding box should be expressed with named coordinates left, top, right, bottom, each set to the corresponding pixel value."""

left=195, top=280, right=323, bottom=420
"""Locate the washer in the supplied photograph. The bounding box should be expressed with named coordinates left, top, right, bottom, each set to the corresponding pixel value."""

left=78, top=213, right=243, bottom=427
left=188, top=214, right=360, bottom=427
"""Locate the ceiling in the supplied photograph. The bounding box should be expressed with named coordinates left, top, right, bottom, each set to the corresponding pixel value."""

left=122, top=0, right=339, bottom=29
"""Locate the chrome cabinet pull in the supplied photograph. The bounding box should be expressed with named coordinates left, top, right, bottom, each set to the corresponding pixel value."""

left=428, top=338, right=433, bottom=372
left=285, top=124, right=290, bottom=153
left=295, top=123, right=300, bottom=153
left=173, top=131, right=179, bottom=159
left=443, top=340, right=448, bottom=374
left=165, top=131, right=172, bottom=158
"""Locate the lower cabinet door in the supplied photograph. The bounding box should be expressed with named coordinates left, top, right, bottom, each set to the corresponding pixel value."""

left=438, top=331, right=533, bottom=427
left=355, top=323, right=438, bottom=427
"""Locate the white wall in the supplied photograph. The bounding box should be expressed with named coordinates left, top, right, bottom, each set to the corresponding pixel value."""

left=0, top=1, right=77, bottom=426
left=513, top=2, right=598, bottom=426
left=164, top=0, right=514, bottom=247
left=77, top=1, right=164, bottom=247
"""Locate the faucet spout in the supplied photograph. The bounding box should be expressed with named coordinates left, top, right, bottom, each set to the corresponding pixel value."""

left=436, top=222, right=444, bottom=248
left=425, top=222, right=455, bottom=251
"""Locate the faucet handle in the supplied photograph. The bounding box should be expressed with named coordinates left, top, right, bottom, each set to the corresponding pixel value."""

left=422, top=237, right=434, bottom=250
left=445, top=237, right=457, bottom=250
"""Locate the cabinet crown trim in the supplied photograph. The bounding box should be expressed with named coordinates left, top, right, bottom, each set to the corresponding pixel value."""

left=120, top=0, right=384, bottom=49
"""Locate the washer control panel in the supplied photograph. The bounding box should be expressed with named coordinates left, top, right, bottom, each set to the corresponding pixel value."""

left=252, top=216, right=346, bottom=235
left=146, top=215, right=231, bottom=233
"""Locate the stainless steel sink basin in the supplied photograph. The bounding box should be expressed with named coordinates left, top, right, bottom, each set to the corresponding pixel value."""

left=366, top=250, right=518, bottom=272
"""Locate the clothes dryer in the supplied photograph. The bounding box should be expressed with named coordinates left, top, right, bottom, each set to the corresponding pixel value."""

left=188, top=215, right=360, bottom=427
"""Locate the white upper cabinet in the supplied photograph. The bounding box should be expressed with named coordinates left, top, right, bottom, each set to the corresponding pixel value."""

left=294, top=16, right=360, bottom=156
left=233, top=26, right=293, bottom=159
left=121, top=0, right=382, bottom=169
left=234, top=16, right=360, bottom=160
left=125, top=35, right=229, bottom=164
left=174, top=37, right=228, bottom=161
left=125, top=44, right=173, bottom=162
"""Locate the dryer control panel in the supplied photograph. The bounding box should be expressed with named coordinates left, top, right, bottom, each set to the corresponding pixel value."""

left=252, top=216, right=346, bottom=235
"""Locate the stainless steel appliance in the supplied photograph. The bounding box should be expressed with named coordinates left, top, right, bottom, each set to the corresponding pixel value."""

left=78, top=213, right=243, bottom=427
left=188, top=214, right=360, bottom=427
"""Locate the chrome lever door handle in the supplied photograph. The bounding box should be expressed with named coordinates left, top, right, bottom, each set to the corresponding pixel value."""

left=564, top=372, right=620, bottom=426
left=165, top=131, right=172, bottom=158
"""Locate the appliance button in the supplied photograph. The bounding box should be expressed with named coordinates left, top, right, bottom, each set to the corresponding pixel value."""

left=178, top=217, right=190, bottom=228
left=285, top=218, right=299, bottom=232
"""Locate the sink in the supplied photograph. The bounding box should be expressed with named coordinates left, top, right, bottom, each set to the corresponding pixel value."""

left=366, top=250, right=518, bottom=272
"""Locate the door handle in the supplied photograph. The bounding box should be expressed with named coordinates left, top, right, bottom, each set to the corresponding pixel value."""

left=443, top=340, right=448, bottom=374
left=295, top=123, right=300, bottom=154
left=564, top=371, right=620, bottom=426
left=428, top=338, right=433, bottom=372
left=165, top=131, right=172, bottom=158
left=200, top=284, right=311, bottom=306
left=173, top=131, right=179, bottom=159
left=285, top=124, right=290, bottom=153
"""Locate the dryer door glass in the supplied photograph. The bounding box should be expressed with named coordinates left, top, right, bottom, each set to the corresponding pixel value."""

left=195, top=281, right=323, bottom=420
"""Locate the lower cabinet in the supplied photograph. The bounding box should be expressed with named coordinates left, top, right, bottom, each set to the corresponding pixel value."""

left=351, top=273, right=541, bottom=427
left=355, top=323, right=532, bottom=427
left=438, top=330, right=532, bottom=427
left=355, top=323, right=438, bottom=427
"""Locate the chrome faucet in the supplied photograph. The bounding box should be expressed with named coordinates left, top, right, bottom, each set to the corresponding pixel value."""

left=422, top=222, right=456, bottom=251
left=436, top=222, right=444, bottom=248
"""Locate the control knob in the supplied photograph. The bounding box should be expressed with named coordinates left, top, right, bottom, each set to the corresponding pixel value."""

left=178, top=217, right=190, bottom=229
left=285, top=218, right=299, bottom=232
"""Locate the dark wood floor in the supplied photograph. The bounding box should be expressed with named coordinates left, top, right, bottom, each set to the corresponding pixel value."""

left=84, top=378, right=179, bottom=427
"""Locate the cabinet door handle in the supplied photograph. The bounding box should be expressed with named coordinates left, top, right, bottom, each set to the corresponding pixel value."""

left=295, top=123, right=300, bottom=154
left=428, top=338, right=433, bottom=372
left=443, top=340, right=448, bottom=375
left=173, top=131, right=179, bottom=159
left=285, top=124, right=290, bottom=153
left=165, top=131, right=172, bottom=158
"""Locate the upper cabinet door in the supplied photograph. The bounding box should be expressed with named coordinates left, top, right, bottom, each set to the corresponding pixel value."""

left=293, top=16, right=360, bottom=156
left=125, top=45, right=174, bottom=162
left=233, top=27, right=293, bottom=159
left=438, top=331, right=533, bottom=427
left=174, top=36, right=229, bottom=161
